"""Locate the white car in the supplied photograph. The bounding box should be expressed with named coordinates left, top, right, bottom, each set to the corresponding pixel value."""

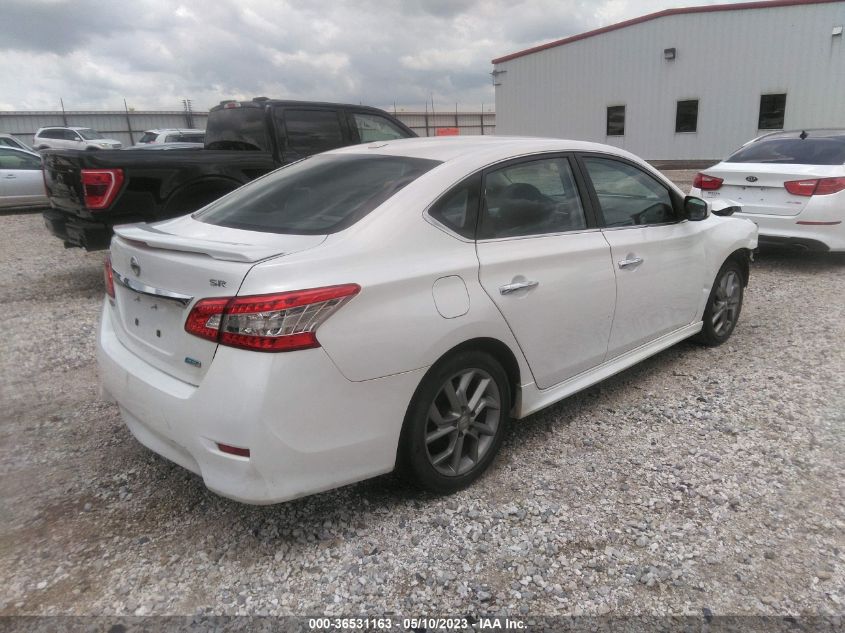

left=33, top=127, right=122, bottom=151
left=690, top=129, right=845, bottom=252
left=98, top=137, right=757, bottom=504
left=0, top=133, right=34, bottom=152
left=135, top=128, right=205, bottom=145
left=0, top=147, right=48, bottom=209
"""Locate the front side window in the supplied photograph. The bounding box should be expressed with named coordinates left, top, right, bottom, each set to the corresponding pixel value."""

left=76, top=129, right=104, bottom=140
left=64, top=130, right=81, bottom=141
left=0, top=149, right=41, bottom=170
left=352, top=112, right=408, bottom=142
left=479, top=157, right=587, bottom=239
left=582, top=156, right=676, bottom=227
left=195, top=154, right=440, bottom=235
left=138, top=132, right=158, bottom=143
left=607, top=105, right=625, bottom=136
left=282, top=109, right=344, bottom=154
left=759, top=94, right=786, bottom=130
left=675, top=100, right=698, bottom=133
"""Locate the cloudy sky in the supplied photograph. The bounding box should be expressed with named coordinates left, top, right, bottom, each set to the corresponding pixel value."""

left=0, top=0, right=752, bottom=112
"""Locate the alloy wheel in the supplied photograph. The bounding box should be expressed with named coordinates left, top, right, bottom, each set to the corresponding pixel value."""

left=425, top=368, right=501, bottom=477
left=712, top=270, right=741, bottom=336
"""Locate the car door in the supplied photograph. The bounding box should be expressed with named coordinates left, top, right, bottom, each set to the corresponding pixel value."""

left=0, top=149, right=45, bottom=208
left=64, top=129, right=83, bottom=149
left=475, top=154, right=617, bottom=389
left=274, top=108, right=348, bottom=163
left=577, top=153, right=706, bottom=358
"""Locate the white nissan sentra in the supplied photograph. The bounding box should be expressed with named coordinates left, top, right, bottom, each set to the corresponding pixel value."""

left=98, top=137, right=757, bottom=504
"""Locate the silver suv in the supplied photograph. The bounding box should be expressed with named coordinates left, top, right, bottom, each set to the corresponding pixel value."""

left=33, top=127, right=122, bottom=151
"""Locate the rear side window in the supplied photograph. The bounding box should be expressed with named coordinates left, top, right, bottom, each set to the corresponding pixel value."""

left=205, top=106, right=270, bottom=151
left=283, top=110, right=344, bottom=153
left=726, top=138, right=845, bottom=165
left=41, top=129, right=62, bottom=139
left=194, top=154, right=440, bottom=235
left=180, top=133, right=204, bottom=143
left=429, top=175, right=480, bottom=239
left=480, top=157, right=587, bottom=239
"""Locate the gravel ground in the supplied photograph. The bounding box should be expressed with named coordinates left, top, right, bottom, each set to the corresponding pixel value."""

left=1, top=173, right=844, bottom=620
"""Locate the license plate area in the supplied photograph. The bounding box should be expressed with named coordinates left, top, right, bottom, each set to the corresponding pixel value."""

left=117, top=286, right=186, bottom=354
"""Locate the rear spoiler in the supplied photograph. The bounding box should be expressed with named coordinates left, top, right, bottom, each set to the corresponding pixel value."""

left=113, top=223, right=287, bottom=263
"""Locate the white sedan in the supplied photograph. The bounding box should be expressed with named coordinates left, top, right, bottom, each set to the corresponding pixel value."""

left=0, top=147, right=48, bottom=209
left=98, top=137, right=757, bottom=504
left=690, top=129, right=845, bottom=252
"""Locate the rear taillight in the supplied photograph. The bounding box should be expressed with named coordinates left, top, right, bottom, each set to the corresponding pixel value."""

left=692, top=173, right=723, bottom=190
left=103, top=254, right=115, bottom=298
left=784, top=179, right=818, bottom=196
left=81, top=168, right=124, bottom=210
left=185, top=284, right=361, bottom=352
left=785, top=177, right=845, bottom=197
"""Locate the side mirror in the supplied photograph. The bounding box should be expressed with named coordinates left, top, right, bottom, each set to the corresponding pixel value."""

left=683, top=195, right=709, bottom=221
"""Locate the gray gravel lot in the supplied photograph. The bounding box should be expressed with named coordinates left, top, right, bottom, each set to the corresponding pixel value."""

left=1, top=172, right=844, bottom=619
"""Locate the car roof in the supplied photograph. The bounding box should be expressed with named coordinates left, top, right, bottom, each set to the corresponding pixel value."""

left=210, top=99, right=395, bottom=114
left=325, top=135, right=651, bottom=169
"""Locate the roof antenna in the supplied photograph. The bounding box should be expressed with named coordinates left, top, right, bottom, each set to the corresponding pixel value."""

left=799, top=130, right=808, bottom=140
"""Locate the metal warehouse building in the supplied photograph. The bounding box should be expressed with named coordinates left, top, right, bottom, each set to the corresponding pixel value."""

left=492, top=0, right=845, bottom=162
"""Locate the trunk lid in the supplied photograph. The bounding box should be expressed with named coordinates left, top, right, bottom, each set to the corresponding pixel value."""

left=109, top=216, right=326, bottom=384
left=701, top=163, right=836, bottom=216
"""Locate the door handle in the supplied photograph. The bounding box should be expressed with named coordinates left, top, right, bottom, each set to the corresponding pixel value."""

left=4, top=175, right=16, bottom=179
left=618, top=256, right=644, bottom=269
left=499, top=280, right=539, bottom=294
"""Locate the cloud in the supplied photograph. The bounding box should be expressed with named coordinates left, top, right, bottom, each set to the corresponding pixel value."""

left=0, top=0, right=744, bottom=111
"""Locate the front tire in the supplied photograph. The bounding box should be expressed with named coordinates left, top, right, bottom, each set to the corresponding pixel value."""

left=694, top=260, right=744, bottom=346
left=397, top=351, right=511, bottom=494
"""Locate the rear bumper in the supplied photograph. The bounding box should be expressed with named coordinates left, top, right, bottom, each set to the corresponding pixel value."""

left=734, top=212, right=844, bottom=252
left=96, top=301, right=425, bottom=504
left=42, top=209, right=111, bottom=250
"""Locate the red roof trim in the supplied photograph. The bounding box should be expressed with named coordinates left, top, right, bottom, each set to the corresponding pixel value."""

left=491, top=0, right=842, bottom=64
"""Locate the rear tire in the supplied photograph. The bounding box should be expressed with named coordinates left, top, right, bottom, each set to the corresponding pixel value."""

left=397, top=351, right=511, bottom=495
left=694, top=260, right=744, bottom=346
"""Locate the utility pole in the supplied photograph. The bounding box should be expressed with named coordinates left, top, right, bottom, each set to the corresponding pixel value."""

left=182, top=99, right=194, bottom=128
left=60, top=98, right=67, bottom=126
left=123, top=98, right=134, bottom=145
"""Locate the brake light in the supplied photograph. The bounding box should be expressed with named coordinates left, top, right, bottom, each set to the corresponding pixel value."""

left=103, top=254, right=115, bottom=299
left=693, top=173, right=723, bottom=190
left=784, top=179, right=818, bottom=196
left=785, top=178, right=845, bottom=196
left=185, top=284, right=361, bottom=352
left=81, top=168, right=124, bottom=210
left=813, top=177, right=845, bottom=195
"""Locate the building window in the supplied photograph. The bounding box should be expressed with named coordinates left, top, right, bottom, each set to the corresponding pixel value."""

left=758, top=94, right=786, bottom=130
left=606, top=105, right=625, bottom=136
left=675, top=100, right=698, bottom=133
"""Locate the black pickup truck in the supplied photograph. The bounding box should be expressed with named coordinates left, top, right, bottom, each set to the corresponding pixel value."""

left=42, top=98, right=416, bottom=250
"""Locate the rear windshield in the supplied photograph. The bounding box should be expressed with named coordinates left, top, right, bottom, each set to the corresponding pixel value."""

left=727, top=138, right=845, bottom=165
left=194, top=154, right=441, bottom=235
left=205, top=106, right=269, bottom=151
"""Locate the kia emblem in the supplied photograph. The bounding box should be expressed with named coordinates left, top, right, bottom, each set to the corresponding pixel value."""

left=746, top=176, right=758, bottom=183
left=130, top=256, right=141, bottom=276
